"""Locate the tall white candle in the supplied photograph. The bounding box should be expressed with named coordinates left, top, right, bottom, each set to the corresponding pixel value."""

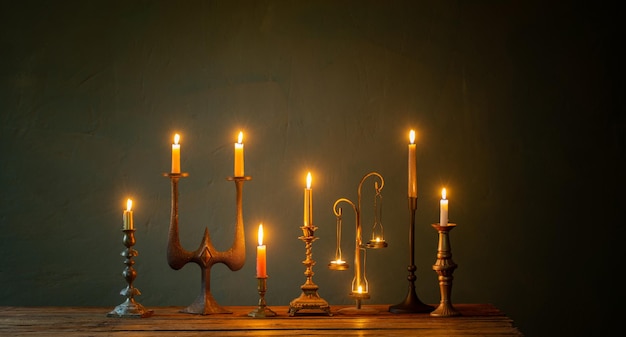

left=440, top=188, right=448, bottom=226
left=408, top=130, right=417, bottom=198
left=256, top=224, right=267, bottom=278
left=123, top=198, right=134, bottom=230
left=172, top=134, right=181, bottom=174
left=234, top=131, right=244, bottom=177
left=304, top=172, right=312, bottom=227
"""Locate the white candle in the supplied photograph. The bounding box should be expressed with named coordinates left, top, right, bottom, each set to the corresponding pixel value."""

left=304, top=172, right=312, bottom=227
left=440, top=188, right=448, bottom=226
left=408, top=130, right=417, bottom=198
left=171, top=134, right=181, bottom=174
left=234, top=131, right=244, bottom=177
left=123, top=198, right=134, bottom=230
left=256, top=224, right=267, bottom=278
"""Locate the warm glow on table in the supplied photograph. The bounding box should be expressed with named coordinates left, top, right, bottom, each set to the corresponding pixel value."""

left=256, top=224, right=267, bottom=278
left=408, top=130, right=417, bottom=198
left=171, top=134, right=181, bottom=173
left=123, top=198, right=134, bottom=230
left=234, top=131, right=244, bottom=177
left=440, top=188, right=448, bottom=226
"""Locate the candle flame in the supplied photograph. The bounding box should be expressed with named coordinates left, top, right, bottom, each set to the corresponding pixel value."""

left=126, top=199, right=133, bottom=211
left=174, top=134, right=180, bottom=145
left=258, top=224, right=264, bottom=246
left=357, top=285, right=363, bottom=293
left=306, top=172, right=312, bottom=189
left=442, top=188, right=447, bottom=200
left=237, top=131, right=243, bottom=144
left=409, top=130, right=415, bottom=144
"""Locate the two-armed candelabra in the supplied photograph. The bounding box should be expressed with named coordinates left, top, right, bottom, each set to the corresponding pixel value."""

left=329, top=172, right=387, bottom=314
left=165, top=172, right=250, bottom=314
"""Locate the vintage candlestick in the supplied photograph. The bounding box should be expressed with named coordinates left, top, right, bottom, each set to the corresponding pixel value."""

left=165, top=172, right=250, bottom=315
left=389, top=197, right=434, bottom=313
left=330, top=172, right=386, bottom=315
left=107, top=229, right=153, bottom=318
left=430, top=223, right=460, bottom=317
left=248, top=277, right=277, bottom=317
left=288, top=224, right=332, bottom=316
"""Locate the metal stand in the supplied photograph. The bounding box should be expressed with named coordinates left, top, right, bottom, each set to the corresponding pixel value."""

left=389, top=197, right=434, bottom=313
left=165, top=172, right=250, bottom=315
left=430, top=223, right=460, bottom=317
left=248, top=277, right=277, bottom=317
left=288, top=225, right=332, bottom=316
left=107, top=229, right=153, bottom=318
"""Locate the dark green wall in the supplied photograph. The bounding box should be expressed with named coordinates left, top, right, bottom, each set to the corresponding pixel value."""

left=1, top=1, right=622, bottom=336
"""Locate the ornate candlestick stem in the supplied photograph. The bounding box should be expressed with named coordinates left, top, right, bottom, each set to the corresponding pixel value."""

left=107, top=229, right=153, bottom=318
left=389, top=197, right=434, bottom=313
left=248, top=277, right=277, bottom=317
left=430, top=223, right=460, bottom=317
left=165, top=172, right=249, bottom=315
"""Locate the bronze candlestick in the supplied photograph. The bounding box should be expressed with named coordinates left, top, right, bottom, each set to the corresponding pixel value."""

left=288, top=224, right=332, bottom=316
left=249, top=277, right=277, bottom=318
left=330, top=172, right=386, bottom=315
left=107, top=229, right=153, bottom=318
left=430, top=223, right=460, bottom=317
left=388, top=197, right=434, bottom=313
left=165, top=172, right=249, bottom=315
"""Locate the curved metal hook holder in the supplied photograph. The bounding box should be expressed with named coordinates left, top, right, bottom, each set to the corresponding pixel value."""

left=165, top=173, right=249, bottom=315
left=330, top=172, right=386, bottom=313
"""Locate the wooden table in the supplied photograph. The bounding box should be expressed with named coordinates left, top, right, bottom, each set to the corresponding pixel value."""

left=0, top=304, right=523, bottom=336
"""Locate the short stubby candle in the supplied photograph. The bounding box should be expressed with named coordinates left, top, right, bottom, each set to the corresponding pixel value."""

left=440, top=188, right=448, bottom=226
left=234, top=131, right=244, bottom=177
left=304, top=172, right=313, bottom=227
left=408, top=130, right=417, bottom=198
left=123, top=198, right=134, bottom=230
left=256, top=224, right=267, bottom=278
left=172, top=134, right=181, bottom=174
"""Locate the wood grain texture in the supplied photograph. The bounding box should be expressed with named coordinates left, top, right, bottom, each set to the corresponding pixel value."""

left=0, top=304, right=523, bottom=336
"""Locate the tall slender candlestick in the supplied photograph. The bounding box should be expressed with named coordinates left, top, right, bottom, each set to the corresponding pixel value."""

left=304, top=172, right=313, bottom=227
left=123, top=199, right=133, bottom=230
left=172, top=134, right=181, bottom=174
left=234, top=131, right=244, bottom=177
left=256, top=224, right=267, bottom=278
left=408, top=130, right=417, bottom=198
left=440, top=188, right=448, bottom=227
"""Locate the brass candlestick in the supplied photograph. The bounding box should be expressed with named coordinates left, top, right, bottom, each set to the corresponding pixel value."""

left=330, top=172, right=386, bottom=315
left=107, top=229, right=153, bottom=318
left=248, top=277, right=277, bottom=318
left=165, top=172, right=249, bottom=315
left=389, top=197, right=434, bottom=313
left=288, top=224, right=332, bottom=316
left=430, top=223, right=460, bottom=317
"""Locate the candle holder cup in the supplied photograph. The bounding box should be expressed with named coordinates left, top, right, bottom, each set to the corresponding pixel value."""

left=165, top=172, right=250, bottom=315
left=107, top=229, right=153, bottom=318
left=430, top=223, right=460, bottom=317
left=248, top=277, right=277, bottom=318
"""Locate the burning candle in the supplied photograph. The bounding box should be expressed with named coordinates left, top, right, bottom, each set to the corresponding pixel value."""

left=304, top=172, right=312, bottom=227
left=256, top=224, right=267, bottom=278
left=234, top=131, right=244, bottom=177
left=440, top=188, right=448, bottom=226
left=172, top=134, right=181, bottom=174
left=123, top=199, right=134, bottom=230
left=408, top=130, right=417, bottom=198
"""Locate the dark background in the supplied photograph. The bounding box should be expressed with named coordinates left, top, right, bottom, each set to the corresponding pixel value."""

left=1, top=1, right=623, bottom=336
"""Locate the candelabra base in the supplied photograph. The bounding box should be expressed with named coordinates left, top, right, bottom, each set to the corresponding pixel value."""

left=288, top=285, right=332, bottom=316
left=388, top=287, right=434, bottom=314
left=430, top=301, right=460, bottom=317
left=248, top=306, right=277, bottom=318
left=337, top=296, right=378, bottom=315
left=107, top=299, right=153, bottom=318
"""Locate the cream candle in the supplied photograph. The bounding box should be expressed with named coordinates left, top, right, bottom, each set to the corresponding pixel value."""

left=172, top=134, right=181, bottom=174
left=440, top=188, right=448, bottom=226
left=304, top=172, right=312, bottom=227
left=123, top=198, right=134, bottom=230
left=256, top=224, right=267, bottom=278
left=234, top=131, right=244, bottom=177
left=408, top=130, right=417, bottom=198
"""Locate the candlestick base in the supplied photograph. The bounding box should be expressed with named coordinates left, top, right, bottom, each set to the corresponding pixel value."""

left=107, top=298, right=153, bottom=318
left=430, top=223, right=460, bottom=317
left=337, top=295, right=378, bottom=315
left=249, top=277, right=277, bottom=318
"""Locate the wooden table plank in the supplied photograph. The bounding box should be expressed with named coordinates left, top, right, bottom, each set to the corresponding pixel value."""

left=0, top=304, right=523, bottom=336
